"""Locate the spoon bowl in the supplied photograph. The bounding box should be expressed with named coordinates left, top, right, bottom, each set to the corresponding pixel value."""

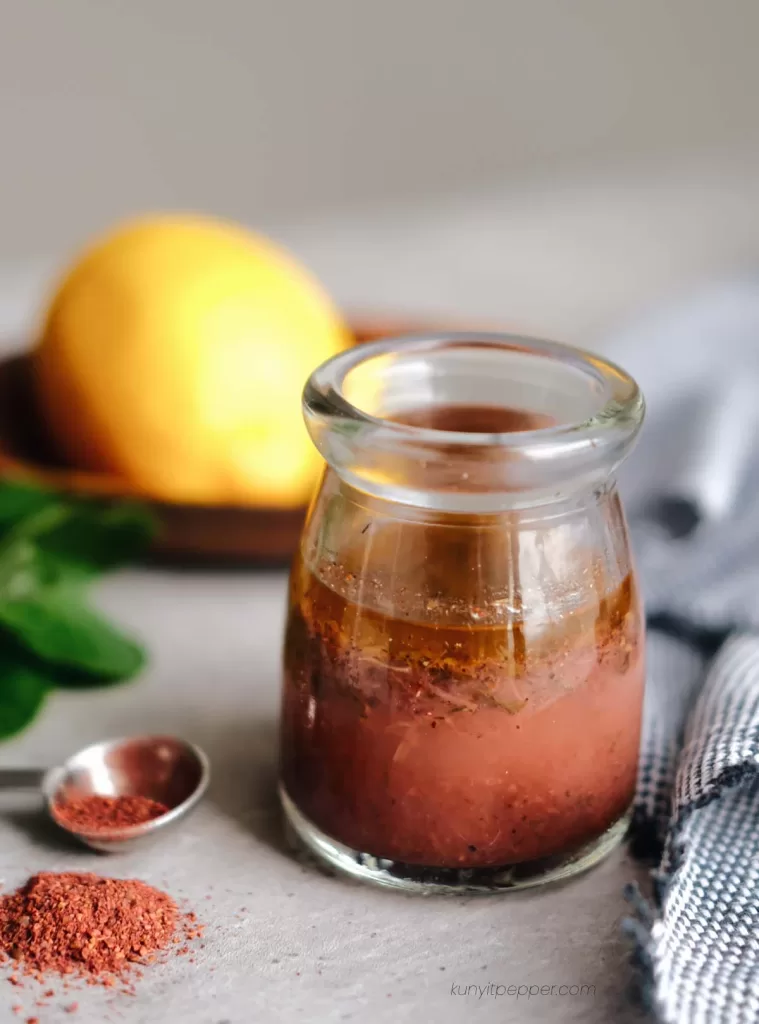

left=41, top=736, right=210, bottom=852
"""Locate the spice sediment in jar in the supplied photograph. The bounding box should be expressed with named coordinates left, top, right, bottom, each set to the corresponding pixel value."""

left=281, top=556, right=643, bottom=869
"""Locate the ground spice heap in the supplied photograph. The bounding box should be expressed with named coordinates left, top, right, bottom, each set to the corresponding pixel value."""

left=0, top=872, right=198, bottom=990
left=53, top=795, right=169, bottom=833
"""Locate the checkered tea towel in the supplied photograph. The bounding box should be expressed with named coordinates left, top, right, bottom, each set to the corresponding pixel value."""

left=606, top=281, right=759, bottom=1024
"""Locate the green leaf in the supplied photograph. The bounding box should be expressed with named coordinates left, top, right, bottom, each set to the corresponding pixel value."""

left=0, top=485, right=154, bottom=572
left=36, top=502, right=156, bottom=578
left=0, top=481, right=59, bottom=531
left=0, top=483, right=152, bottom=738
left=0, top=539, right=53, bottom=598
left=0, top=647, right=51, bottom=739
left=0, top=589, right=146, bottom=681
left=0, top=482, right=156, bottom=577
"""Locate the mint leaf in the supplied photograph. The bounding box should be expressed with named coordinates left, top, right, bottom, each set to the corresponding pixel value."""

left=0, top=589, right=145, bottom=681
left=0, top=482, right=153, bottom=738
left=0, top=648, right=51, bottom=739
left=0, top=539, right=53, bottom=598
left=37, top=502, right=156, bottom=578
left=0, top=481, right=60, bottom=530
left=0, top=483, right=156, bottom=578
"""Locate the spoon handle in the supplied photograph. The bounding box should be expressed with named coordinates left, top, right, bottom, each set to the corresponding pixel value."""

left=0, top=769, right=46, bottom=789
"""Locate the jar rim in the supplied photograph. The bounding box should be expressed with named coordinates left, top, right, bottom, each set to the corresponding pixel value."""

left=305, top=332, right=643, bottom=448
left=303, top=332, right=645, bottom=510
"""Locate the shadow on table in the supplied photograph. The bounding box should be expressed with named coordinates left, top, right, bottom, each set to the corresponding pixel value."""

left=191, top=715, right=290, bottom=858
left=1, top=799, right=83, bottom=854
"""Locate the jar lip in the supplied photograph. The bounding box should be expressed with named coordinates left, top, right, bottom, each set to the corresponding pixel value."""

left=304, top=331, right=644, bottom=452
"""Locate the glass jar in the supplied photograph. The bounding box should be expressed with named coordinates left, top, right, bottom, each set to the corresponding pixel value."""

left=280, top=333, right=645, bottom=893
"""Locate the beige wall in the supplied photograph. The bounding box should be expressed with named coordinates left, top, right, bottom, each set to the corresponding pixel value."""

left=2, top=0, right=758, bottom=263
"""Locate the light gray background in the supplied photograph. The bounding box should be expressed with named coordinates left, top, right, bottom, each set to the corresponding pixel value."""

left=2, top=0, right=759, bottom=266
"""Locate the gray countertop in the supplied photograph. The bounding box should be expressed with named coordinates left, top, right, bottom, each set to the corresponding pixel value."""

left=0, top=568, right=651, bottom=1024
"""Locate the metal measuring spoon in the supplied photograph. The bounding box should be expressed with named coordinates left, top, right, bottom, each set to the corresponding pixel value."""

left=0, top=735, right=210, bottom=852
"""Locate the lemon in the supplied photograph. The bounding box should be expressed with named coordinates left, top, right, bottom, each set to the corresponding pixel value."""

left=33, top=215, right=350, bottom=506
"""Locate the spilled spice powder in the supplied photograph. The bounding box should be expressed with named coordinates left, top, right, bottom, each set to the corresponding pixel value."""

left=53, top=795, right=169, bottom=832
left=0, top=872, right=202, bottom=997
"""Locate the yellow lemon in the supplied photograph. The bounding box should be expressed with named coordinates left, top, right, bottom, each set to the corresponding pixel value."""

left=33, top=214, right=350, bottom=506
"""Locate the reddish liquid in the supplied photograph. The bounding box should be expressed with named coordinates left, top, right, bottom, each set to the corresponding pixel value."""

left=390, top=405, right=555, bottom=432
left=281, top=557, right=643, bottom=869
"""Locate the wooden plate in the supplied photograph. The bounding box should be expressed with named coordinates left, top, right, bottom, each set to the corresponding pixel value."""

left=0, top=316, right=448, bottom=565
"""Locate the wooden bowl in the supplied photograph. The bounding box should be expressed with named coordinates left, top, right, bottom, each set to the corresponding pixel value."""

left=0, top=315, right=448, bottom=565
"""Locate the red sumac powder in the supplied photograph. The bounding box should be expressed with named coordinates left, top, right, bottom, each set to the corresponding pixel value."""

left=0, top=872, right=195, bottom=989
left=53, top=795, right=169, bottom=832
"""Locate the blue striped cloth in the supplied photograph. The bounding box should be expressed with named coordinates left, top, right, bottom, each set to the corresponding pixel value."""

left=608, top=282, right=759, bottom=1024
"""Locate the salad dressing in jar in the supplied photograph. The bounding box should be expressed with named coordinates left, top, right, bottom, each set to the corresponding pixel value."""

left=280, top=334, right=645, bottom=892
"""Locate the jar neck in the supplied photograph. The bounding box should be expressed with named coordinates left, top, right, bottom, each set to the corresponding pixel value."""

left=304, top=333, right=644, bottom=515
left=319, top=469, right=622, bottom=530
